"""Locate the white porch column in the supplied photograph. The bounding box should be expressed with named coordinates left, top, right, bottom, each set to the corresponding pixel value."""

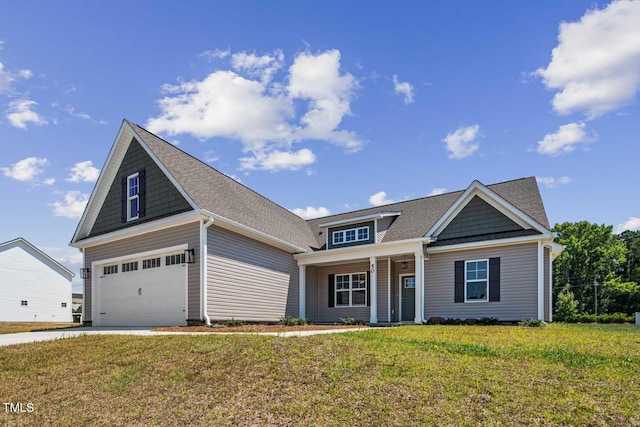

left=369, top=257, right=378, bottom=324
left=299, top=265, right=306, bottom=319
left=414, top=250, right=425, bottom=324
left=537, top=241, right=544, bottom=321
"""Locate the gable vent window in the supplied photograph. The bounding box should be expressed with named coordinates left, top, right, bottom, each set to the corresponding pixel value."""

left=121, top=169, right=146, bottom=223
left=166, top=254, right=186, bottom=266
left=142, top=258, right=161, bottom=269
left=61, top=302, right=67, bottom=308
left=122, top=261, right=139, bottom=272
left=21, top=300, right=28, bottom=306
left=103, top=265, right=118, bottom=275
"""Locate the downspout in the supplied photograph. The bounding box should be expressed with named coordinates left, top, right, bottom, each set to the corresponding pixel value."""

left=201, top=217, right=215, bottom=326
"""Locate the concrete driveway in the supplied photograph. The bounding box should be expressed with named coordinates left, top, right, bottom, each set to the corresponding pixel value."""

left=0, top=326, right=370, bottom=347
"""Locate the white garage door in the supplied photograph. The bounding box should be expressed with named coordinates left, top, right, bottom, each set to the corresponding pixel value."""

left=96, top=251, right=187, bottom=327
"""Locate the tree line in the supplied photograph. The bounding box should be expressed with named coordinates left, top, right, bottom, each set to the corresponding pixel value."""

left=552, top=221, right=640, bottom=318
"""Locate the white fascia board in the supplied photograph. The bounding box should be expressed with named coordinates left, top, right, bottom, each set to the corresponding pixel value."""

left=71, top=122, right=134, bottom=244
left=426, top=233, right=553, bottom=254
left=425, top=180, right=549, bottom=238
left=295, top=237, right=429, bottom=266
left=200, top=210, right=308, bottom=254
left=70, top=210, right=202, bottom=249
left=318, top=212, right=401, bottom=228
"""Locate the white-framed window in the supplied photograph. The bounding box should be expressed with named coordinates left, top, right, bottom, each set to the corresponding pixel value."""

left=127, top=172, right=140, bottom=221
left=103, top=265, right=118, bottom=275
left=335, top=272, right=367, bottom=307
left=332, top=226, right=369, bottom=245
left=166, top=254, right=186, bottom=266
left=122, top=261, right=138, bottom=272
left=465, top=259, right=488, bottom=302
left=142, top=257, right=161, bottom=269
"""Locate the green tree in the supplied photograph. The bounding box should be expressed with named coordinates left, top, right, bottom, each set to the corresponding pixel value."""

left=619, top=230, right=640, bottom=284
left=553, top=221, right=626, bottom=314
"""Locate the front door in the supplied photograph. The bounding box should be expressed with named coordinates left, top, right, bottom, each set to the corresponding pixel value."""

left=401, top=275, right=415, bottom=321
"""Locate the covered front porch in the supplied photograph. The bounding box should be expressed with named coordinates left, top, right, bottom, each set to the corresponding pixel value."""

left=294, top=238, right=429, bottom=325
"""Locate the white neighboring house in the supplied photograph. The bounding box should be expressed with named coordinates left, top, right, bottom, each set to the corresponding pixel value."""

left=0, top=238, right=74, bottom=322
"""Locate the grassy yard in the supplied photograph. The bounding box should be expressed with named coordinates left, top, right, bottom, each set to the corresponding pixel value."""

left=0, top=322, right=78, bottom=335
left=0, top=324, right=638, bottom=426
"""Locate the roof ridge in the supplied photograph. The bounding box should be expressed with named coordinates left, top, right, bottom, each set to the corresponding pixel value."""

left=126, top=120, right=316, bottom=230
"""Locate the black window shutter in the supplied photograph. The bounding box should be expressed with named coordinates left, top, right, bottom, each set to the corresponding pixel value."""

left=120, top=176, right=127, bottom=223
left=328, top=274, right=335, bottom=308
left=489, top=257, right=501, bottom=302
left=138, top=169, right=146, bottom=218
left=366, top=271, right=371, bottom=306
left=454, top=260, right=464, bottom=303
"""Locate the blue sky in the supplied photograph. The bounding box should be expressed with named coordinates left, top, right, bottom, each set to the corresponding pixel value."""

left=1, top=0, right=639, bottom=292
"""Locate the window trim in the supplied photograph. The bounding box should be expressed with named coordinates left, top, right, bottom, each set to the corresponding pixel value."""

left=464, top=259, right=489, bottom=303
left=334, top=272, right=367, bottom=307
left=332, top=226, right=369, bottom=246
left=127, top=172, right=140, bottom=221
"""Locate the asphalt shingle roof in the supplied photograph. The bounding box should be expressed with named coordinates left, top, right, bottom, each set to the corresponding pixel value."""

left=128, top=120, right=549, bottom=252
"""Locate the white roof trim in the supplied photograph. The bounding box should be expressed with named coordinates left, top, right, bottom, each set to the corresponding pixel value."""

left=318, top=212, right=401, bottom=228
left=425, top=180, right=549, bottom=239
left=70, top=120, right=199, bottom=244
left=201, top=209, right=307, bottom=254
left=426, top=233, right=554, bottom=254
left=0, top=237, right=75, bottom=279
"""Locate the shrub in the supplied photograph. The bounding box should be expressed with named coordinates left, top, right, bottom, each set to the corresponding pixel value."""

left=340, top=317, right=355, bottom=325
left=555, top=288, right=579, bottom=322
left=280, top=316, right=307, bottom=326
left=570, top=312, right=634, bottom=324
left=443, top=318, right=463, bottom=325
left=519, top=319, right=544, bottom=327
left=478, top=317, right=500, bottom=325
left=224, top=318, right=244, bottom=327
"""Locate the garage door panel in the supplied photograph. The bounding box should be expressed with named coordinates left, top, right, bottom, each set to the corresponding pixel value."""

left=97, top=255, right=187, bottom=327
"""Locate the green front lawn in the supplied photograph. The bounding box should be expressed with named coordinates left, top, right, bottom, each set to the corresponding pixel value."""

left=0, top=324, right=638, bottom=426
left=0, top=322, right=78, bottom=335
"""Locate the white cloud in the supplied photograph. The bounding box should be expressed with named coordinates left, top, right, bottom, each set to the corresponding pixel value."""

left=535, top=0, right=640, bottom=118
left=536, top=122, right=596, bottom=156
left=536, top=176, right=571, bottom=188
left=65, top=106, right=91, bottom=120
left=442, top=124, right=480, bottom=159
left=200, top=48, right=230, bottom=60
left=369, top=191, right=395, bottom=207
left=291, top=206, right=331, bottom=219
left=6, top=99, right=48, bottom=129
left=617, top=217, right=640, bottom=233
left=66, top=160, right=100, bottom=183
left=204, top=150, right=219, bottom=163
left=0, top=62, right=32, bottom=94
left=43, top=178, right=55, bottom=186
left=427, top=187, right=447, bottom=197
left=240, top=148, right=316, bottom=172
left=1, top=157, right=48, bottom=182
left=50, top=191, right=89, bottom=219
left=147, top=49, right=362, bottom=172
left=392, top=74, right=415, bottom=104
left=0, top=40, right=4, bottom=50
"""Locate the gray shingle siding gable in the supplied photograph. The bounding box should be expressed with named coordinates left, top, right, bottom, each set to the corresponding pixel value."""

left=437, top=195, right=523, bottom=240
left=89, top=139, right=193, bottom=237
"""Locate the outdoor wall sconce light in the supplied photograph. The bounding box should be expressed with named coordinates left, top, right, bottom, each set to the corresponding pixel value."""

left=80, top=267, right=91, bottom=279
left=184, top=248, right=196, bottom=264
left=401, top=255, right=408, bottom=270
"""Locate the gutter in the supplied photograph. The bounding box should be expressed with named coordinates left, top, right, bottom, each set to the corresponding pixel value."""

left=201, top=216, right=215, bottom=326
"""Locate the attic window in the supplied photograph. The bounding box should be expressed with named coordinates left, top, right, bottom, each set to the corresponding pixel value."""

left=127, top=173, right=139, bottom=221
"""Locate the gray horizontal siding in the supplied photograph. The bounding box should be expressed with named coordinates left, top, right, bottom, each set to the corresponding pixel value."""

left=207, top=226, right=298, bottom=322
left=376, top=259, right=390, bottom=322
left=83, top=221, right=201, bottom=322
left=438, top=195, right=522, bottom=240
left=317, top=261, right=370, bottom=323
left=424, top=243, right=539, bottom=321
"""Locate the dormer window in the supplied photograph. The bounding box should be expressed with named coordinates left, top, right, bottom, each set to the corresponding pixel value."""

left=127, top=173, right=139, bottom=221
left=333, top=226, right=369, bottom=245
